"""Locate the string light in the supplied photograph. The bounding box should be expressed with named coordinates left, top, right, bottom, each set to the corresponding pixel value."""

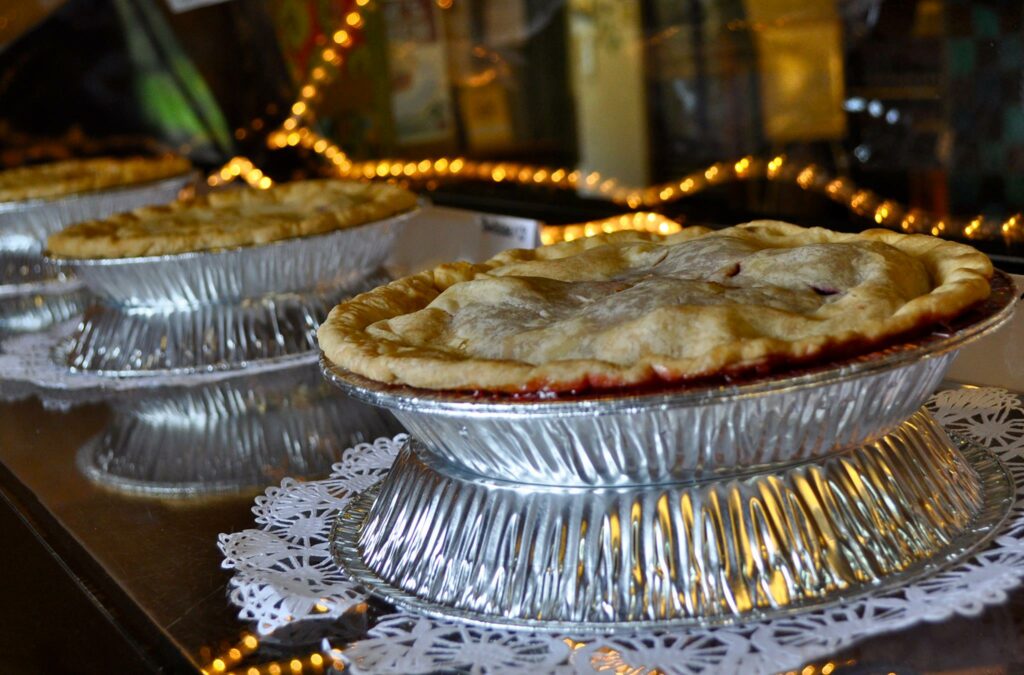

left=964, top=217, right=983, bottom=239
left=540, top=212, right=683, bottom=245
left=201, top=644, right=329, bottom=675
left=319, top=150, right=1020, bottom=243
left=206, top=2, right=1021, bottom=246
left=210, top=1, right=371, bottom=186
left=207, top=157, right=273, bottom=190
left=198, top=632, right=262, bottom=674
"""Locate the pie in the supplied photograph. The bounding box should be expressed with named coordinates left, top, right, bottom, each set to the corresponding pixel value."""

left=317, top=220, right=993, bottom=393
left=47, top=179, right=417, bottom=259
left=0, top=155, right=191, bottom=203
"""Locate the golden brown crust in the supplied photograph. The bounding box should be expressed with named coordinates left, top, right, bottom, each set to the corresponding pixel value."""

left=317, top=221, right=994, bottom=393
left=0, top=155, right=191, bottom=203
left=47, top=179, right=417, bottom=259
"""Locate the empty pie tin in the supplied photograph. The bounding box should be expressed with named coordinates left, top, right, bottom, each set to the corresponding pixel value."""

left=50, top=209, right=415, bottom=374
left=0, top=171, right=196, bottom=255
left=333, top=413, right=1012, bottom=630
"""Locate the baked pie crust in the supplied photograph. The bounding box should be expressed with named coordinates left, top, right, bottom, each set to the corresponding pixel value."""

left=317, top=220, right=994, bottom=393
left=0, top=155, right=191, bottom=203
left=47, top=179, right=417, bottom=259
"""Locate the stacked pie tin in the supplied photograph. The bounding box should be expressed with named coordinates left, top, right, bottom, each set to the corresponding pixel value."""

left=51, top=214, right=408, bottom=375
left=43, top=204, right=415, bottom=495
left=325, top=271, right=1018, bottom=630
left=0, top=172, right=193, bottom=333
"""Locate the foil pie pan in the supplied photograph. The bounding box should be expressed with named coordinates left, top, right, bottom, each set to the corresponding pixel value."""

left=76, top=363, right=403, bottom=496
left=51, top=209, right=413, bottom=375
left=0, top=276, right=87, bottom=334
left=0, top=172, right=193, bottom=331
left=54, top=272, right=388, bottom=375
left=334, top=414, right=1011, bottom=630
left=324, top=271, right=1016, bottom=628
left=0, top=251, right=62, bottom=284
left=0, top=171, right=195, bottom=255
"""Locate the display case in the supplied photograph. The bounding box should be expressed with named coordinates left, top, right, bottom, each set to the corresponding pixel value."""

left=3, top=2, right=1024, bottom=673
left=3, top=0, right=1024, bottom=266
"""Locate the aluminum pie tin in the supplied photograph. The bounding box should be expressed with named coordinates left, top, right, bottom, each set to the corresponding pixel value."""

left=0, top=171, right=196, bottom=255
left=333, top=414, right=1012, bottom=631
left=76, top=362, right=403, bottom=497
left=49, top=208, right=414, bottom=375
left=325, top=272, right=1016, bottom=629
left=0, top=276, right=87, bottom=333
left=0, top=250, right=63, bottom=284
left=322, top=270, right=1017, bottom=485
left=53, top=271, right=389, bottom=376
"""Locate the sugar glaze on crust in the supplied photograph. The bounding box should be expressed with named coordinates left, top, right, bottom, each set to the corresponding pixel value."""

left=47, top=179, right=417, bottom=259
left=317, top=221, right=994, bottom=393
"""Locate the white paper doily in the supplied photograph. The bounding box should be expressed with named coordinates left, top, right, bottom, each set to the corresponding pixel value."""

left=218, top=387, right=1024, bottom=674
left=0, top=318, right=317, bottom=409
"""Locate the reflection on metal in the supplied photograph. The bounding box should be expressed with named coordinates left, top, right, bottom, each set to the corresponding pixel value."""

left=332, top=353, right=953, bottom=486
left=333, top=415, right=1012, bottom=630
left=0, top=173, right=195, bottom=333
left=77, top=364, right=403, bottom=496
left=0, top=280, right=86, bottom=334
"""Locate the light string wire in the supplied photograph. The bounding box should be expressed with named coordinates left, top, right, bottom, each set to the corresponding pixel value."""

left=207, top=2, right=1022, bottom=246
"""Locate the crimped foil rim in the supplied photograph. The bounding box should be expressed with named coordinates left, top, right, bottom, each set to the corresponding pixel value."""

left=320, top=270, right=1017, bottom=417
left=74, top=364, right=403, bottom=496
left=0, top=171, right=197, bottom=215
left=76, top=439, right=264, bottom=497
left=0, top=276, right=83, bottom=299
left=331, top=431, right=1013, bottom=633
left=0, top=280, right=87, bottom=333
left=43, top=206, right=420, bottom=268
left=56, top=346, right=319, bottom=379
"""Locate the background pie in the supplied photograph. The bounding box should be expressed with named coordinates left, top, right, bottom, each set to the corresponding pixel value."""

left=0, top=155, right=191, bottom=203
left=47, top=179, right=417, bottom=259
left=317, top=220, right=994, bottom=393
